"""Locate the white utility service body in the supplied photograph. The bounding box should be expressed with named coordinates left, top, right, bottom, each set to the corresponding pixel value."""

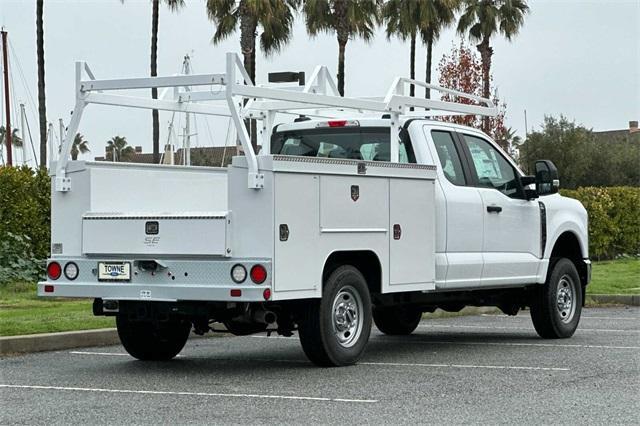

left=47, top=151, right=436, bottom=301
left=39, top=53, right=590, bottom=366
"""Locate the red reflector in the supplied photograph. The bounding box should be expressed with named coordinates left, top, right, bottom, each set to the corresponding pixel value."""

left=250, top=265, right=267, bottom=284
left=327, top=120, right=347, bottom=127
left=47, top=262, right=62, bottom=280
left=44, top=285, right=55, bottom=293
left=230, top=289, right=242, bottom=297
left=263, top=288, right=271, bottom=300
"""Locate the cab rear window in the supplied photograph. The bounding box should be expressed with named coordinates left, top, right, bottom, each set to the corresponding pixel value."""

left=271, top=127, right=415, bottom=163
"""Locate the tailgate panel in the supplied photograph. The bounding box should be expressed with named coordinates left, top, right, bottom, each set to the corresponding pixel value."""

left=82, top=213, right=229, bottom=256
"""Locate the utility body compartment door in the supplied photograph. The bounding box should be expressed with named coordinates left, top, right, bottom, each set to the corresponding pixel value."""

left=389, top=179, right=435, bottom=289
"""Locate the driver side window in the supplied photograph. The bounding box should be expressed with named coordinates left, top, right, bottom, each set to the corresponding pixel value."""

left=462, top=134, right=521, bottom=198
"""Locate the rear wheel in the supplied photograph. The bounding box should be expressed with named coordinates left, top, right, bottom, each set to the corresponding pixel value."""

left=530, top=258, right=582, bottom=338
left=298, top=265, right=372, bottom=367
left=116, top=315, right=191, bottom=360
left=373, top=306, right=422, bottom=335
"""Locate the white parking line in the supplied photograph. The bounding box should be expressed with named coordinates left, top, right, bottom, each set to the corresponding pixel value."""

left=360, top=362, right=569, bottom=371
left=67, top=352, right=567, bottom=372
left=417, top=324, right=639, bottom=333
left=70, top=351, right=129, bottom=357
left=69, top=351, right=183, bottom=358
left=250, top=335, right=295, bottom=339
left=481, top=314, right=639, bottom=321
left=581, top=316, right=639, bottom=321
left=373, top=339, right=640, bottom=350
left=0, top=384, right=377, bottom=404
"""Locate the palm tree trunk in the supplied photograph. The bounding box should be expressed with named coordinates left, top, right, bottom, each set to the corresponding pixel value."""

left=151, top=0, right=160, bottom=164
left=425, top=34, right=433, bottom=100
left=337, top=39, right=347, bottom=97
left=477, top=37, right=493, bottom=133
left=335, top=0, right=348, bottom=97
left=239, top=4, right=258, bottom=152
left=36, top=0, right=47, bottom=168
left=409, top=31, right=415, bottom=111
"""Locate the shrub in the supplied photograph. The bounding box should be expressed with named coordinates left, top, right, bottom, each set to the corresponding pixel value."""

left=562, top=187, right=640, bottom=259
left=0, top=232, right=44, bottom=283
left=0, top=166, right=50, bottom=284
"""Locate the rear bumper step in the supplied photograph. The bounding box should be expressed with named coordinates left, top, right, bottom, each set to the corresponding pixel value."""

left=38, top=281, right=270, bottom=302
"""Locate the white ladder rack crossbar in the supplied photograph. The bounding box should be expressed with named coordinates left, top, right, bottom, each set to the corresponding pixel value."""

left=55, top=52, right=496, bottom=191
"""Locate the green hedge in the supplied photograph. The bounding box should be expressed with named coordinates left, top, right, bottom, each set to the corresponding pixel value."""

left=0, top=166, right=50, bottom=284
left=562, top=187, right=640, bottom=260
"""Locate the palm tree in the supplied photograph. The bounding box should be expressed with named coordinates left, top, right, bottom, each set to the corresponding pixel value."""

left=206, top=0, right=299, bottom=151
left=70, top=133, right=90, bottom=161
left=381, top=0, right=420, bottom=100
left=150, top=0, right=185, bottom=164
left=207, top=0, right=298, bottom=84
left=0, top=126, right=22, bottom=164
left=420, top=0, right=460, bottom=99
left=121, top=0, right=185, bottom=163
left=105, top=136, right=134, bottom=162
left=495, top=126, right=521, bottom=153
left=0, top=126, right=22, bottom=148
left=303, top=0, right=380, bottom=96
left=36, top=0, right=47, bottom=168
left=382, top=1, right=460, bottom=100
left=457, top=0, right=529, bottom=129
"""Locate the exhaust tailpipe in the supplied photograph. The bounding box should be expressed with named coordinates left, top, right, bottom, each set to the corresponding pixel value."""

left=253, top=310, right=277, bottom=325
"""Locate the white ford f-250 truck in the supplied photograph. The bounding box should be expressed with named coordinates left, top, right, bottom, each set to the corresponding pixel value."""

left=39, top=53, right=590, bottom=366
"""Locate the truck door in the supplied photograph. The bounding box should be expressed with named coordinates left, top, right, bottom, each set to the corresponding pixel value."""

left=458, top=133, right=540, bottom=285
left=424, top=127, right=484, bottom=289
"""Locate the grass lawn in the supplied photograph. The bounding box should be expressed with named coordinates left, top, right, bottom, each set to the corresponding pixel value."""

left=588, top=258, right=640, bottom=295
left=1, top=258, right=637, bottom=337
left=0, top=282, right=114, bottom=337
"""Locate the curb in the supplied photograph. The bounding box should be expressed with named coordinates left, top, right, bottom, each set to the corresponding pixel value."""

left=587, top=294, right=640, bottom=306
left=0, top=328, right=120, bottom=355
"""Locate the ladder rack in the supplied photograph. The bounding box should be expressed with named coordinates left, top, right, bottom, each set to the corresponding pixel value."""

left=56, top=52, right=496, bottom=191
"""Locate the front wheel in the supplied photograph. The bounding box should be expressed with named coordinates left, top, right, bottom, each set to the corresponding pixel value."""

left=116, top=315, right=191, bottom=361
left=530, top=258, right=583, bottom=339
left=373, top=306, right=422, bottom=335
left=298, top=265, right=372, bottom=367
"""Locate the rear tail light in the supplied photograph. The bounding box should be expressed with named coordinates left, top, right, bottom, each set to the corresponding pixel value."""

left=250, top=265, right=267, bottom=284
left=263, top=288, right=271, bottom=300
left=47, top=262, right=62, bottom=280
left=316, top=120, right=360, bottom=128
left=64, top=262, right=79, bottom=280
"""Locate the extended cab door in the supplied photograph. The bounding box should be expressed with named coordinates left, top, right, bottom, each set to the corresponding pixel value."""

left=457, top=133, right=541, bottom=285
left=422, top=126, right=484, bottom=289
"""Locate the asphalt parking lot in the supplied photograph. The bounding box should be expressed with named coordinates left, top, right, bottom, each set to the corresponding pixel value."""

left=1, top=307, right=638, bottom=425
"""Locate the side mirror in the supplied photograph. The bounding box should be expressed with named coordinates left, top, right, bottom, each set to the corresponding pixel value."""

left=535, top=160, right=560, bottom=195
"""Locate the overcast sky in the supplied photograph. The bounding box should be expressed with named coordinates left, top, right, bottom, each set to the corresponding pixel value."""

left=1, top=0, right=638, bottom=164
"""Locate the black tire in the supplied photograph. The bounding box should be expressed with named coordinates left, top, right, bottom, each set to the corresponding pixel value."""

left=116, top=315, right=191, bottom=361
left=530, top=258, right=583, bottom=339
left=373, top=306, right=422, bottom=335
left=298, top=265, right=372, bottom=367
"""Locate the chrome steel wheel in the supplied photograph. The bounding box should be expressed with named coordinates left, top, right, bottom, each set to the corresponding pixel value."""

left=556, top=274, right=577, bottom=323
left=331, top=285, right=364, bottom=348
